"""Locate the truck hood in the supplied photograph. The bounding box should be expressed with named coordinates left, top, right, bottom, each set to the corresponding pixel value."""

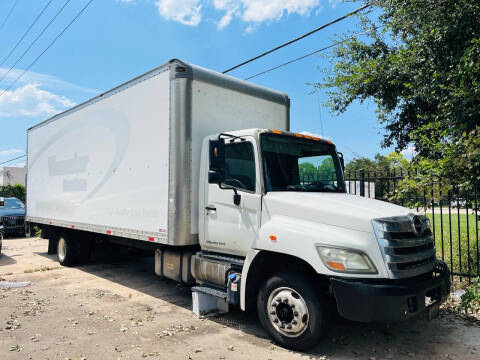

left=263, top=192, right=414, bottom=233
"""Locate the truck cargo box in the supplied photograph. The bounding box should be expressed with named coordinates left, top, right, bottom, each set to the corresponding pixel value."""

left=26, top=59, right=290, bottom=246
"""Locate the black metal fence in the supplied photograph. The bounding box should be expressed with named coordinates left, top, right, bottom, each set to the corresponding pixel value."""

left=344, top=169, right=480, bottom=282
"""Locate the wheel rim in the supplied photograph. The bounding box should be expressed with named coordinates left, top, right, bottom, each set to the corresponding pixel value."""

left=267, top=286, right=309, bottom=337
left=57, top=238, right=66, bottom=262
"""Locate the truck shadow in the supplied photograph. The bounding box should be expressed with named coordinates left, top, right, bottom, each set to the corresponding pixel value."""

left=35, top=249, right=194, bottom=310
left=0, top=253, right=17, bottom=266
left=34, top=248, right=458, bottom=357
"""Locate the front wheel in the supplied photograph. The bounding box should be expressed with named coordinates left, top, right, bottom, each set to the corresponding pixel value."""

left=257, top=272, right=330, bottom=350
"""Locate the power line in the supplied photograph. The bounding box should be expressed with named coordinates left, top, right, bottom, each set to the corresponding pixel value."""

left=0, top=0, right=19, bottom=33
left=222, top=3, right=371, bottom=74
left=244, top=28, right=376, bottom=80
left=0, top=0, right=71, bottom=85
left=0, top=0, right=55, bottom=68
left=0, top=0, right=95, bottom=97
left=0, top=154, right=26, bottom=166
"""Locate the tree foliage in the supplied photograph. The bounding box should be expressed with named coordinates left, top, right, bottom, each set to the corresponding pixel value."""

left=319, top=0, right=480, bottom=184
left=345, top=151, right=409, bottom=176
left=0, top=184, right=26, bottom=203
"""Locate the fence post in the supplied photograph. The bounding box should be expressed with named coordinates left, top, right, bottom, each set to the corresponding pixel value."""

left=359, top=169, right=365, bottom=197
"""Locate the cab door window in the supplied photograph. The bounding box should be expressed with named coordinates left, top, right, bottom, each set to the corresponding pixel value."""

left=223, top=142, right=256, bottom=192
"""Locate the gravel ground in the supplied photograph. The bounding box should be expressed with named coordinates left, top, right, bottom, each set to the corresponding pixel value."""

left=0, top=236, right=479, bottom=360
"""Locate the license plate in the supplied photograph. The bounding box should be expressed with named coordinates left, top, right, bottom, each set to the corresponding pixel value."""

left=427, top=301, right=440, bottom=320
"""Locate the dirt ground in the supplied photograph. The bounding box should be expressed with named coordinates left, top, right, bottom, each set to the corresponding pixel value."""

left=1, top=237, right=479, bottom=360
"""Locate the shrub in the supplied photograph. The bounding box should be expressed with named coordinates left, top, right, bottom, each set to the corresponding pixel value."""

left=460, top=278, right=480, bottom=315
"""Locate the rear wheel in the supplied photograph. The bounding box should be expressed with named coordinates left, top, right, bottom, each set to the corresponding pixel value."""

left=257, top=272, right=330, bottom=350
left=47, top=237, right=57, bottom=255
left=57, top=234, right=76, bottom=266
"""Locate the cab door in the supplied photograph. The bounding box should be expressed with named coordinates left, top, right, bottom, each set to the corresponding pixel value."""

left=204, top=138, right=261, bottom=256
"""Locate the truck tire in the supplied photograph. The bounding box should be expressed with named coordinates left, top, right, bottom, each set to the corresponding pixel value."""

left=24, top=222, right=32, bottom=238
left=257, top=272, right=330, bottom=350
left=57, top=234, right=76, bottom=266
left=47, top=238, right=57, bottom=255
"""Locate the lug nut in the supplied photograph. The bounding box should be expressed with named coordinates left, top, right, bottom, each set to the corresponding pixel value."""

left=271, top=302, right=277, bottom=307
left=273, top=318, right=278, bottom=323
left=280, top=323, right=285, bottom=329
left=292, top=320, right=297, bottom=325
left=293, top=311, right=299, bottom=316
left=286, top=324, right=292, bottom=329
left=283, top=298, right=288, bottom=303
left=270, top=311, right=276, bottom=315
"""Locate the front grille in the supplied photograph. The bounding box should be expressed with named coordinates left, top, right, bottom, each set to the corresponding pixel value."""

left=1, top=215, right=25, bottom=229
left=389, top=228, right=432, bottom=240
left=374, top=216, right=437, bottom=279
left=393, top=242, right=434, bottom=255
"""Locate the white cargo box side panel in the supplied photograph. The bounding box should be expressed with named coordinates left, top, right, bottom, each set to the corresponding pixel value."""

left=27, top=69, right=170, bottom=240
left=190, top=79, right=288, bottom=234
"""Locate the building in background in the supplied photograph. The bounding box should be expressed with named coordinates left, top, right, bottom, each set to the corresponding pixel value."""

left=0, top=166, right=26, bottom=186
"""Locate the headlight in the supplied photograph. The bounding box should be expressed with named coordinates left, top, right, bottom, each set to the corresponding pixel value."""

left=316, top=246, right=377, bottom=274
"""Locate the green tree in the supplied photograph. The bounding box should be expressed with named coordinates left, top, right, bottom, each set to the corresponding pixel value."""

left=344, top=157, right=376, bottom=176
left=299, top=162, right=316, bottom=180
left=317, top=158, right=335, bottom=180
left=0, top=184, right=26, bottom=203
left=345, top=152, right=409, bottom=176
left=319, top=0, right=480, bottom=184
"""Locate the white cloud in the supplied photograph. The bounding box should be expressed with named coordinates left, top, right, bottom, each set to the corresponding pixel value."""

left=0, top=67, right=98, bottom=95
left=155, top=0, right=202, bottom=26
left=245, top=24, right=257, bottom=33
left=328, top=0, right=341, bottom=8
left=214, top=0, right=321, bottom=30
left=239, top=0, right=320, bottom=23
left=153, top=0, right=323, bottom=30
left=0, top=148, right=23, bottom=156
left=401, top=145, right=417, bottom=160
left=0, top=84, right=76, bottom=118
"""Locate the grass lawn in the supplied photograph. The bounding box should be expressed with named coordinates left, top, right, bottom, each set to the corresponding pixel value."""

left=426, top=213, right=480, bottom=278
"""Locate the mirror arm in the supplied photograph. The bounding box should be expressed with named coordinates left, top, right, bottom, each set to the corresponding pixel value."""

left=219, top=184, right=241, bottom=206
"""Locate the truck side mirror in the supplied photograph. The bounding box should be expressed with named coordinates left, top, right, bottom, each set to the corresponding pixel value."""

left=208, top=139, right=225, bottom=184
left=0, top=198, right=4, bottom=207
left=338, top=152, right=345, bottom=171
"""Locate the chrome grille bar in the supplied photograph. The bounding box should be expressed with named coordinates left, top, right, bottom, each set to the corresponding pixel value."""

left=373, top=215, right=437, bottom=279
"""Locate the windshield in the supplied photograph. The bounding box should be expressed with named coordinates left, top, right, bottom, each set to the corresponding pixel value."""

left=1, top=198, right=24, bottom=209
left=260, top=133, right=346, bottom=193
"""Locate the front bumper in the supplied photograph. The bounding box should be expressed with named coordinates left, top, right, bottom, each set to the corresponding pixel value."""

left=0, top=216, right=25, bottom=234
left=330, top=261, right=450, bottom=322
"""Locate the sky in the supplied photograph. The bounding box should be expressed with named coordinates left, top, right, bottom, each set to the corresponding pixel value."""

left=0, top=0, right=409, bottom=168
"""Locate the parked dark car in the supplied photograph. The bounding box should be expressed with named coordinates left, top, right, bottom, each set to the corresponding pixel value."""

left=0, top=223, right=3, bottom=254
left=0, top=197, right=26, bottom=237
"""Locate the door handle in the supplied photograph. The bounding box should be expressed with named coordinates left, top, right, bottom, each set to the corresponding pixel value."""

left=205, top=206, right=216, bottom=211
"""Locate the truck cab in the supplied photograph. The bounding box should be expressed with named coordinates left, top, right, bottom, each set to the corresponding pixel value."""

left=196, top=128, right=450, bottom=349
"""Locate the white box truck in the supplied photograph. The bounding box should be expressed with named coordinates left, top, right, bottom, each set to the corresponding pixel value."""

left=26, top=59, right=450, bottom=350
